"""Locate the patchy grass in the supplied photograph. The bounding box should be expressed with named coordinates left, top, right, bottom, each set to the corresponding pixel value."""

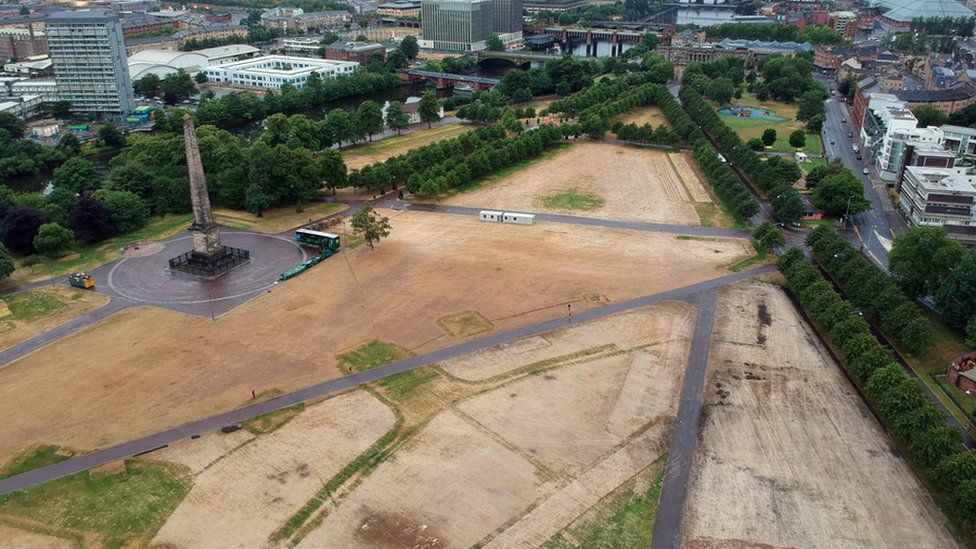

left=241, top=389, right=306, bottom=435
left=213, top=202, right=346, bottom=234
left=378, top=368, right=439, bottom=401
left=541, top=189, right=605, bottom=211
left=0, top=214, right=193, bottom=291
left=542, top=456, right=667, bottom=549
left=337, top=340, right=412, bottom=373
left=727, top=245, right=771, bottom=273
left=801, top=218, right=837, bottom=229
left=341, top=123, right=473, bottom=169
left=693, top=202, right=741, bottom=229
left=613, top=105, right=670, bottom=128
left=721, top=95, right=823, bottom=155
left=436, top=310, right=493, bottom=337
left=0, top=445, right=68, bottom=480
left=2, top=292, right=65, bottom=322
left=0, top=447, right=191, bottom=549
left=800, top=158, right=827, bottom=174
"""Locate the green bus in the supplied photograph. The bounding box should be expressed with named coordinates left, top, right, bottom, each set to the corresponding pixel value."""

left=295, top=229, right=340, bottom=253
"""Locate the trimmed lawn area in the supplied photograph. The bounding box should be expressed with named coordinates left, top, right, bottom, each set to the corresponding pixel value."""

left=337, top=339, right=412, bottom=372
left=0, top=214, right=193, bottom=291
left=721, top=95, right=823, bottom=155
left=801, top=158, right=827, bottom=174
left=341, top=123, right=473, bottom=169
left=0, top=446, right=191, bottom=548
left=213, top=202, right=346, bottom=234
left=891, top=308, right=975, bottom=436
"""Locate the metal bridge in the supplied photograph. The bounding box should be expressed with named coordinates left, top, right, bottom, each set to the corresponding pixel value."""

left=401, top=70, right=500, bottom=90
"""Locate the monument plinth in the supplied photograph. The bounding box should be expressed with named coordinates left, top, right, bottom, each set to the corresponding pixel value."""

left=169, top=115, right=250, bottom=278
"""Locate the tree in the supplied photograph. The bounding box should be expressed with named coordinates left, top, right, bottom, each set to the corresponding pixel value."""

left=133, top=73, right=161, bottom=98
left=486, top=34, right=505, bottom=52
left=967, top=316, right=976, bottom=348
left=32, top=222, right=74, bottom=259
left=0, top=242, right=13, bottom=279
left=69, top=197, right=116, bottom=243
left=350, top=204, right=391, bottom=250
left=753, top=221, right=785, bottom=252
left=386, top=49, right=408, bottom=70
left=356, top=100, right=385, bottom=141
left=762, top=128, right=777, bottom=146
left=796, top=90, right=826, bottom=122
left=194, top=72, right=209, bottom=84
left=813, top=171, right=870, bottom=216
left=911, top=104, right=948, bottom=128
left=326, top=108, right=354, bottom=148
left=890, top=226, right=966, bottom=298
left=93, top=189, right=149, bottom=233
left=400, top=35, right=419, bottom=59
left=747, top=137, right=764, bottom=151
left=160, top=70, right=197, bottom=104
left=418, top=91, right=440, bottom=128
left=0, top=112, right=26, bottom=139
left=1, top=206, right=44, bottom=254
left=385, top=100, right=410, bottom=134
left=788, top=130, right=806, bottom=149
left=56, top=132, right=81, bottom=157
left=581, top=113, right=608, bottom=139
left=244, top=182, right=270, bottom=216
left=0, top=185, right=14, bottom=220
left=52, top=157, right=100, bottom=195
left=98, top=124, right=125, bottom=148
left=935, top=250, right=976, bottom=330
left=912, top=426, right=962, bottom=469
left=805, top=113, right=825, bottom=133
left=704, top=77, right=735, bottom=105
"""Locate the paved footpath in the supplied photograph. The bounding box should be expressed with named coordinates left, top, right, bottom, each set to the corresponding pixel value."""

left=0, top=266, right=771, bottom=496
left=649, top=288, right=719, bottom=549
left=404, top=203, right=752, bottom=239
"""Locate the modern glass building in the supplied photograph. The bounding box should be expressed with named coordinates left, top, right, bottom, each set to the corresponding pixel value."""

left=420, top=0, right=493, bottom=52
left=47, top=10, right=135, bottom=116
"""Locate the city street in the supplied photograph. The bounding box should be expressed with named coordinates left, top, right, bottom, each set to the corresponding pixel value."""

left=821, top=95, right=907, bottom=269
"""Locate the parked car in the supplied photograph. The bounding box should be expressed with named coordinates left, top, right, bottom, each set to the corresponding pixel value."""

left=856, top=154, right=862, bottom=160
left=848, top=132, right=853, bottom=138
left=862, top=167, right=870, bottom=175
left=842, top=117, right=847, bottom=123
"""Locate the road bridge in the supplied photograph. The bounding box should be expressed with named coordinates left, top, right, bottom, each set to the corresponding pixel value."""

left=475, top=50, right=563, bottom=66
left=401, top=70, right=499, bottom=90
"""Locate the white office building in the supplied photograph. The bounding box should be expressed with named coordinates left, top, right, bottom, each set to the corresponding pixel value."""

left=861, top=94, right=946, bottom=182
left=200, top=55, right=358, bottom=90
left=47, top=9, right=135, bottom=116
left=942, top=124, right=976, bottom=162
left=899, top=165, right=976, bottom=244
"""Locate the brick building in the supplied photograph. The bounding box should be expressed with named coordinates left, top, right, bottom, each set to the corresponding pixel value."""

left=948, top=353, right=976, bottom=393
left=325, top=41, right=385, bottom=64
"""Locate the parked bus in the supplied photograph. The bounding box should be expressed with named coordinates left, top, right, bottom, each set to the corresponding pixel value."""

left=295, top=229, right=340, bottom=253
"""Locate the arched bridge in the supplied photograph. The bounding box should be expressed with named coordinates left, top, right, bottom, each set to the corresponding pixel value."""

left=476, top=50, right=564, bottom=66
left=401, top=70, right=500, bottom=90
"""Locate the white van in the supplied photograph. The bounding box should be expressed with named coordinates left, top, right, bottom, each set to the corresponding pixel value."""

left=852, top=143, right=859, bottom=153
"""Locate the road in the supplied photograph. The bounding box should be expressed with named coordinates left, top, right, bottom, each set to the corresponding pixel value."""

left=821, top=96, right=905, bottom=269
left=0, top=264, right=774, bottom=496
left=648, top=287, right=718, bottom=549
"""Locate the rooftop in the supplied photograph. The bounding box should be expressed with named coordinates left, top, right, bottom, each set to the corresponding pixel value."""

left=47, top=9, right=119, bottom=24
left=906, top=165, right=976, bottom=194
left=870, top=0, right=974, bottom=22
left=896, top=84, right=976, bottom=103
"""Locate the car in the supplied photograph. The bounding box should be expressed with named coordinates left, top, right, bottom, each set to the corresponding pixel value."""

left=848, top=132, right=853, bottom=138
left=862, top=167, right=870, bottom=175
left=830, top=140, right=835, bottom=145
left=856, top=154, right=862, bottom=160
left=842, top=117, right=847, bottom=123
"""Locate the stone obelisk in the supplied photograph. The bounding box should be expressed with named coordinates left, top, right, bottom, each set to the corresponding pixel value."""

left=169, top=115, right=249, bottom=277
left=184, top=114, right=223, bottom=259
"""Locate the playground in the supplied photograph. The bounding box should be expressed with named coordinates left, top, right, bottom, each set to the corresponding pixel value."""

left=682, top=281, right=958, bottom=548
left=0, top=209, right=752, bottom=465
left=438, top=142, right=719, bottom=226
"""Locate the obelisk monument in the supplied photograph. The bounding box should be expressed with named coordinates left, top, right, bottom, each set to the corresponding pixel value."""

left=184, top=114, right=223, bottom=258
left=168, top=115, right=249, bottom=277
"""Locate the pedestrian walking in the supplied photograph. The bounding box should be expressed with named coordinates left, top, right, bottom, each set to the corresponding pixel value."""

left=252, top=390, right=256, bottom=399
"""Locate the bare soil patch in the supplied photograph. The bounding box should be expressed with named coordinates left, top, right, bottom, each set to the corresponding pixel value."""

left=342, top=123, right=472, bottom=170
left=0, top=286, right=109, bottom=350
left=298, top=411, right=543, bottom=549
left=0, top=211, right=748, bottom=464
left=0, top=524, right=73, bottom=549
left=682, top=281, right=959, bottom=548
left=614, top=105, right=670, bottom=128
left=439, top=141, right=703, bottom=225
left=151, top=390, right=394, bottom=548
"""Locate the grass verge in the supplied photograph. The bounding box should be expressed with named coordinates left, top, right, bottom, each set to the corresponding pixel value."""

left=542, top=455, right=667, bottom=548
left=0, top=446, right=191, bottom=549
left=242, top=389, right=306, bottom=435
left=2, top=291, right=65, bottom=322
left=213, top=203, right=346, bottom=234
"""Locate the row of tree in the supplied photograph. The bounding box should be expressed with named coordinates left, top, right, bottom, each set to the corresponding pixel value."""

left=778, top=248, right=976, bottom=527
left=611, top=121, right=678, bottom=146
left=679, top=86, right=806, bottom=224
left=700, top=22, right=847, bottom=45
left=807, top=225, right=935, bottom=353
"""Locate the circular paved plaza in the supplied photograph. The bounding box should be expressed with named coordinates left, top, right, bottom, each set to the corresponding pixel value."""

left=107, top=232, right=307, bottom=306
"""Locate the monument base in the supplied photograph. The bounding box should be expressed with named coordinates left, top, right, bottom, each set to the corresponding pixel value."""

left=168, top=245, right=250, bottom=279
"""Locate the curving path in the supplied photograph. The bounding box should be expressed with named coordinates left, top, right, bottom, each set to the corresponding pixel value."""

left=0, top=265, right=773, bottom=496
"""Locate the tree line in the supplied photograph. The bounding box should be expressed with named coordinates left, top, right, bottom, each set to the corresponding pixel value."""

left=697, top=22, right=847, bottom=45
left=807, top=225, right=935, bottom=353
left=778, top=248, right=976, bottom=533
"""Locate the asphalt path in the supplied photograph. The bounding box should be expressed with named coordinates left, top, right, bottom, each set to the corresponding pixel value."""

left=404, top=203, right=753, bottom=238
left=649, top=288, right=718, bottom=549
left=0, top=265, right=774, bottom=496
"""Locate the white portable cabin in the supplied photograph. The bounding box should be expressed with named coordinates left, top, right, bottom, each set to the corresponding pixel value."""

left=479, top=210, right=503, bottom=222
left=502, top=212, right=535, bottom=225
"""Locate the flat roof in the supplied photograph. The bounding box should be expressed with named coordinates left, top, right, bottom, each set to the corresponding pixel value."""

left=906, top=166, right=976, bottom=194
left=48, top=9, right=119, bottom=24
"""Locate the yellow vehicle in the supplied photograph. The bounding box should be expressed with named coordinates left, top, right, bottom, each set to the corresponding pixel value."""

left=68, top=273, right=94, bottom=289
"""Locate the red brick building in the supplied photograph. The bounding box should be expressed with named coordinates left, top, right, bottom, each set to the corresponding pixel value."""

left=947, top=353, right=976, bottom=393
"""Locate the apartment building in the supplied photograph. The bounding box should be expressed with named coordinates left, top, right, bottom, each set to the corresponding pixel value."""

left=899, top=165, right=976, bottom=244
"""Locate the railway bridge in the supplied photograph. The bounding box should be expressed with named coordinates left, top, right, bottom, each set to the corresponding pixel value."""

left=401, top=70, right=500, bottom=90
